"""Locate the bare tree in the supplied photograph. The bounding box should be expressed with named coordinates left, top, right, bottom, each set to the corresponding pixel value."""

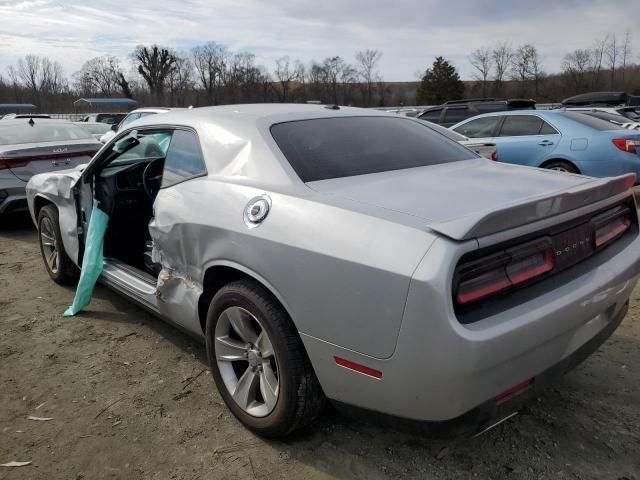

left=509, top=44, right=545, bottom=98
left=273, top=56, right=303, bottom=102
left=529, top=48, right=545, bottom=97
left=590, top=36, right=608, bottom=90
left=192, top=42, right=228, bottom=105
left=355, top=49, right=382, bottom=106
left=620, top=30, right=632, bottom=88
left=605, top=33, right=618, bottom=89
left=492, top=42, right=513, bottom=83
left=10, top=55, right=67, bottom=107
left=167, top=53, right=194, bottom=106
left=73, top=55, right=124, bottom=97
left=132, top=45, right=178, bottom=104
left=561, top=49, right=593, bottom=91
left=16, top=55, right=42, bottom=98
left=469, top=47, right=493, bottom=98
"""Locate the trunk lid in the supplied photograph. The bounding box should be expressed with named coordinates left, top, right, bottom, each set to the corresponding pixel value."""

left=0, top=140, right=101, bottom=182
left=307, top=158, right=635, bottom=240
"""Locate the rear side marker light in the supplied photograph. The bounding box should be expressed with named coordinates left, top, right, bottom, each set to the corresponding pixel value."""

left=491, top=150, right=498, bottom=161
left=495, top=379, right=533, bottom=402
left=334, top=357, right=382, bottom=379
left=612, top=138, right=640, bottom=154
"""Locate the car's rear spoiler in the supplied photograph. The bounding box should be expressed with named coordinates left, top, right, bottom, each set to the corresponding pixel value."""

left=429, top=173, right=636, bottom=241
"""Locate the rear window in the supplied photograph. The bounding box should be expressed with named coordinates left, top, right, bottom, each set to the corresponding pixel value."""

left=443, top=107, right=470, bottom=123
left=559, top=112, right=627, bottom=131
left=0, top=122, right=93, bottom=145
left=419, top=108, right=442, bottom=122
left=271, top=117, right=474, bottom=182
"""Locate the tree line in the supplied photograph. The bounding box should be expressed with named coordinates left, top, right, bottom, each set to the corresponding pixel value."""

left=418, top=32, right=639, bottom=105
left=1, top=32, right=639, bottom=112
left=0, top=44, right=387, bottom=112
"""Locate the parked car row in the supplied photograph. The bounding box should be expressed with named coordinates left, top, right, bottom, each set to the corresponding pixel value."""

left=0, top=118, right=102, bottom=215
left=19, top=103, right=640, bottom=440
left=450, top=110, right=640, bottom=178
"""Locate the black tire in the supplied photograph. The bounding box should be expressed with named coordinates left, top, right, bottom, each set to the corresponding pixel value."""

left=37, top=205, right=79, bottom=285
left=205, top=279, right=325, bottom=437
left=542, top=160, right=579, bottom=174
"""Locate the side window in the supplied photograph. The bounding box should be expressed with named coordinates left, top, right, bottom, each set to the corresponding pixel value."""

left=476, top=103, right=506, bottom=113
left=443, top=107, right=470, bottom=124
left=498, top=115, right=544, bottom=137
left=419, top=108, right=442, bottom=122
left=539, top=121, right=559, bottom=134
left=161, top=129, right=206, bottom=188
left=453, top=116, right=501, bottom=138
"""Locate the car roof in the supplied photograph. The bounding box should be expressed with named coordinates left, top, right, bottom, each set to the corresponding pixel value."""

left=130, top=104, right=392, bottom=130
left=130, top=107, right=182, bottom=114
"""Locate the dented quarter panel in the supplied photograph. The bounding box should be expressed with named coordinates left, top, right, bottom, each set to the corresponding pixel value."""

left=148, top=173, right=436, bottom=357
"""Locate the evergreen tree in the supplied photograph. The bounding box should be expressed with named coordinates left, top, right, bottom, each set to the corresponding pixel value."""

left=416, top=56, right=465, bottom=104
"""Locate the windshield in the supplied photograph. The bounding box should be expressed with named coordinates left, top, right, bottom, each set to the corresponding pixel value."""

left=0, top=122, right=93, bottom=145
left=77, top=123, right=111, bottom=134
left=106, top=130, right=173, bottom=167
left=271, top=116, right=475, bottom=182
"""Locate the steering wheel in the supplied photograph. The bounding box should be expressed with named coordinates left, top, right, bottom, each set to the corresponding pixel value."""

left=142, top=158, right=164, bottom=200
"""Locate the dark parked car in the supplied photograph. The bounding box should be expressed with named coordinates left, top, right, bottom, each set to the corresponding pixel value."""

left=81, top=113, right=127, bottom=125
left=418, top=98, right=536, bottom=127
left=0, top=119, right=102, bottom=216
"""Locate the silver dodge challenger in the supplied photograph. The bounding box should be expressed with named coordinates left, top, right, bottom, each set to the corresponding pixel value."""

left=26, top=104, right=640, bottom=438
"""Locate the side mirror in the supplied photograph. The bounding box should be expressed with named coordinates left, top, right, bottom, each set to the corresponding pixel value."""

left=111, top=124, right=118, bottom=132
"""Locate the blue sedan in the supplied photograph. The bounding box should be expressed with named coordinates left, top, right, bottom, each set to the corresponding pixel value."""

left=450, top=110, right=640, bottom=178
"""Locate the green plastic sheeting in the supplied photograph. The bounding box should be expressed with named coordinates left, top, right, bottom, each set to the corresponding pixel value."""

left=63, top=201, right=109, bottom=316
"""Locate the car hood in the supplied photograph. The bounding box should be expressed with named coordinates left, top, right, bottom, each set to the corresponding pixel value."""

left=306, top=158, right=633, bottom=240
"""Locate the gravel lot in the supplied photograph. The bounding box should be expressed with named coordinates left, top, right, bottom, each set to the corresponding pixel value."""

left=1, top=214, right=639, bottom=480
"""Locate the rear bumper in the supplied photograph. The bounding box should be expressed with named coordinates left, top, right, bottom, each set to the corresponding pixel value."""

left=303, top=227, right=640, bottom=422
left=332, top=300, right=628, bottom=437
left=0, top=175, right=28, bottom=215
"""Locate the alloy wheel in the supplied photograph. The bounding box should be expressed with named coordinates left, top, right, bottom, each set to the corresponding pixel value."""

left=214, top=306, right=279, bottom=417
left=40, top=217, right=59, bottom=274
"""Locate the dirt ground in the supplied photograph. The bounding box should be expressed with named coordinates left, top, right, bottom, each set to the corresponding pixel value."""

left=1, top=214, right=639, bottom=480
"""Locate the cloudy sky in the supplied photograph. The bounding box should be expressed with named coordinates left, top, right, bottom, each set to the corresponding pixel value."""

left=0, top=0, right=638, bottom=81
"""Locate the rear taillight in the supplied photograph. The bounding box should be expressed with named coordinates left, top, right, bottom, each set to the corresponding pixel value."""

left=593, top=207, right=632, bottom=248
left=0, top=157, right=29, bottom=171
left=491, top=150, right=498, bottom=161
left=0, top=149, right=97, bottom=171
left=455, top=239, right=555, bottom=305
left=612, top=138, right=640, bottom=154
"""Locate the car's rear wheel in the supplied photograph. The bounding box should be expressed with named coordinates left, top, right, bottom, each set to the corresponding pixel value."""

left=543, top=160, right=579, bottom=174
left=37, top=205, right=79, bottom=285
left=205, top=279, right=325, bottom=437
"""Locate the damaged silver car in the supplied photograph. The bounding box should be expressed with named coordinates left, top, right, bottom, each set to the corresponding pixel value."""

left=26, top=105, right=640, bottom=438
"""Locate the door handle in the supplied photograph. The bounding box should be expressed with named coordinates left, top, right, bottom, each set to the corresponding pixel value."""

left=538, top=140, right=554, bottom=146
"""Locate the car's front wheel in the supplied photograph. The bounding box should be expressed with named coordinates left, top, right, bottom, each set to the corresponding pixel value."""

left=205, top=279, right=325, bottom=437
left=37, top=205, right=79, bottom=285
